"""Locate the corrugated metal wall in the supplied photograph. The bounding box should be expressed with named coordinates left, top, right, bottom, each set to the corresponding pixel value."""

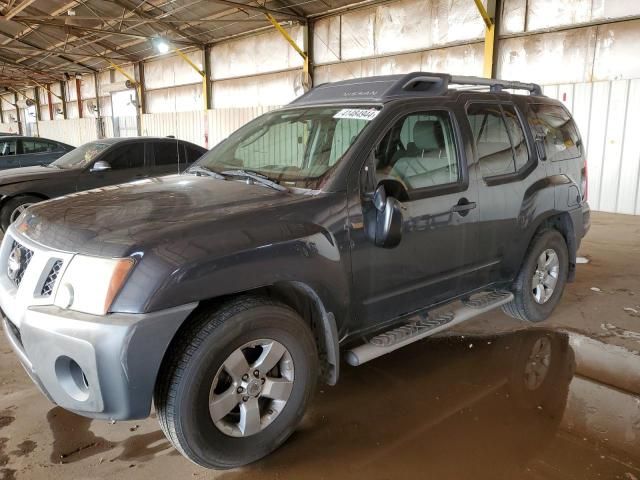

left=36, top=118, right=100, bottom=147
left=545, top=80, right=640, bottom=215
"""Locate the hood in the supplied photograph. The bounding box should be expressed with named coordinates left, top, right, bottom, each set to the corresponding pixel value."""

left=0, top=165, right=71, bottom=186
left=17, top=174, right=319, bottom=257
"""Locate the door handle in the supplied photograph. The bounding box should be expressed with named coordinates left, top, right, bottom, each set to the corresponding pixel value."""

left=451, top=198, right=476, bottom=216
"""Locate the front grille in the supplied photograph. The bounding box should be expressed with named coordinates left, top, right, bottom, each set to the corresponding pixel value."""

left=41, top=260, right=63, bottom=297
left=8, top=240, right=34, bottom=287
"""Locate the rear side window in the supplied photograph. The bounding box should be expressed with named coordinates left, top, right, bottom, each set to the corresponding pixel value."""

left=467, top=104, right=515, bottom=178
left=467, top=103, right=531, bottom=180
left=153, top=142, right=180, bottom=166
left=21, top=140, right=57, bottom=154
left=104, top=143, right=145, bottom=170
left=529, top=104, right=580, bottom=161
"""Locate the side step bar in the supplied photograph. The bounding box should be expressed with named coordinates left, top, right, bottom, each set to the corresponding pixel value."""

left=345, top=290, right=514, bottom=366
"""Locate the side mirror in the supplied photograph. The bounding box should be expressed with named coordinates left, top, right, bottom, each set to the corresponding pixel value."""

left=373, top=185, right=403, bottom=248
left=91, top=160, right=111, bottom=172
left=535, top=137, right=547, bottom=161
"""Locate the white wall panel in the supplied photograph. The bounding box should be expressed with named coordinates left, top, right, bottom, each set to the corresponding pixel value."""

left=593, top=20, right=640, bottom=81
left=0, top=122, right=19, bottom=134
left=340, top=9, right=375, bottom=60
left=212, top=71, right=298, bottom=108
left=498, top=27, right=597, bottom=84
left=211, top=27, right=303, bottom=80
left=313, top=16, right=341, bottom=64
left=80, top=73, right=96, bottom=100
left=501, top=0, right=527, bottom=34
left=314, top=44, right=483, bottom=84
left=146, top=83, right=202, bottom=113
left=37, top=118, right=99, bottom=146
left=145, top=51, right=203, bottom=90
left=142, top=111, right=205, bottom=146
left=617, top=79, right=640, bottom=215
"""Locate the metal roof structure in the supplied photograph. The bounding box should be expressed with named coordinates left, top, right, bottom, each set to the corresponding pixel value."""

left=0, top=0, right=362, bottom=87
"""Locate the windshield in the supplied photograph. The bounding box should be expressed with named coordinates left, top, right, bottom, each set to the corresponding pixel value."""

left=51, top=142, right=111, bottom=169
left=191, top=106, right=380, bottom=189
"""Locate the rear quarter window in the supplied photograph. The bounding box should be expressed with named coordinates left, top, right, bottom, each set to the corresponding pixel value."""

left=529, top=104, right=581, bottom=162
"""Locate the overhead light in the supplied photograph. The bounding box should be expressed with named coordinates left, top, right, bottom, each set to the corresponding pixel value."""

left=75, top=73, right=82, bottom=80
left=153, top=37, right=170, bottom=54
left=67, top=8, right=76, bottom=16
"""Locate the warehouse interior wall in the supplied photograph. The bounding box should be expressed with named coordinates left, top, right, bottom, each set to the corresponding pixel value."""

left=0, top=0, right=638, bottom=214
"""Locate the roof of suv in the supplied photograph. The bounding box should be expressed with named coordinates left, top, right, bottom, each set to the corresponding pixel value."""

left=291, top=72, right=544, bottom=107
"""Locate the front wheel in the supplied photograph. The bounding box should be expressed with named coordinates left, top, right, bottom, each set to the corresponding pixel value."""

left=502, top=229, right=569, bottom=322
left=1, top=195, right=41, bottom=231
left=154, top=296, right=318, bottom=469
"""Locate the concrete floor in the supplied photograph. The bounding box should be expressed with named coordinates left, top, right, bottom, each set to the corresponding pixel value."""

left=0, top=211, right=639, bottom=479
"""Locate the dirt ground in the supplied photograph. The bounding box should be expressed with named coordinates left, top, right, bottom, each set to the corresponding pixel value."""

left=0, top=211, right=638, bottom=479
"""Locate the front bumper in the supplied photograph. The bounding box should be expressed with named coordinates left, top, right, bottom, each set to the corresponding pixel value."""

left=1, top=302, right=197, bottom=420
left=0, top=226, right=198, bottom=420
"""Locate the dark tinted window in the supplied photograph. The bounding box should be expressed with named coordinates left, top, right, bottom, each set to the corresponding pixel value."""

left=375, top=111, right=459, bottom=191
left=501, top=105, right=530, bottom=170
left=530, top=104, right=581, bottom=161
left=185, top=145, right=203, bottom=164
left=467, top=104, right=515, bottom=178
left=22, top=140, right=58, bottom=154
left=0, top=140, right=16, bottom=156
left=153, top=142, right=180, bottom=166
left=104, top=142, right=145, bottom=170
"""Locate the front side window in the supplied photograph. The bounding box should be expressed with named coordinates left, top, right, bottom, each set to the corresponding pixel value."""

left=51, top=142, right=110, bottom=169
left=529, top=104, right=581, bottom=162
left=375, top=111, right=459, bottom=191
left=105, top=143, right=145, bottom=170
left=0, top=140, right=16, bottom=156
left=193, top=107, right=377, bottom=189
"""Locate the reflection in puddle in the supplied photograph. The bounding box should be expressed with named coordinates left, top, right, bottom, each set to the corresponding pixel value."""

left=218, top=329, right=640, bottom=480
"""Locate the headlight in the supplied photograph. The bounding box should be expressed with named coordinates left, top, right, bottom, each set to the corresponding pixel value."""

left=54, top=255, right=135, bottom=315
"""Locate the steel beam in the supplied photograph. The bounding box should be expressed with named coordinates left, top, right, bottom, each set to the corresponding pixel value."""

left=473, top=0, right=497, bottom=78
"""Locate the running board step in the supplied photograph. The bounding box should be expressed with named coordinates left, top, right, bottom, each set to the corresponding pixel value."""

left=345, top=290, right=514, bottom=366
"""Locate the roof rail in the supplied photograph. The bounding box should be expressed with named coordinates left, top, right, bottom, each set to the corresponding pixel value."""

left=289, top=72, right=543, bottom=106
left=448, top=75, right=543, bottom=95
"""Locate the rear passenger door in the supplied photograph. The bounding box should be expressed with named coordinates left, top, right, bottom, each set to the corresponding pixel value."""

left=18, top=139, right=66, bottom=167
left=150, top=140, right=184, bottom=177
left=464, top=98, right=551, bottom=283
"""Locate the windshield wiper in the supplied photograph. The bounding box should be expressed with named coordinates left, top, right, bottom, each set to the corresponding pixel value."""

left=186, top=165, right=226, bottom=180
left=221, top=169, right=288, bottom=192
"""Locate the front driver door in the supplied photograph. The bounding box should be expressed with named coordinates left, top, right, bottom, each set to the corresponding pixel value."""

left=349, top=106, right=484, bottom=332
left=80, top=141, right=147, bottom=191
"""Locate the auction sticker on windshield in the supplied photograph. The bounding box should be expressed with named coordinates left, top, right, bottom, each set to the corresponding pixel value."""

left=333, top=108, right=380, bottom=121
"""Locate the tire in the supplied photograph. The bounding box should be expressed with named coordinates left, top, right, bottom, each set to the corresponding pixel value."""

left=0, top=195, right=41, bottom=231
left=502, top=229, right=569, bottom=322
left=154, top=295, right=318, bottom=469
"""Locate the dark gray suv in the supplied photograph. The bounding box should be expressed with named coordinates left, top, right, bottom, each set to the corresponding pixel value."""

left=0, top=72, right=590, bottom=469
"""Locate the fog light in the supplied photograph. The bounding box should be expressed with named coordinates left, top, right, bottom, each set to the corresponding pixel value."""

left=55, top=356, right=89, bottom=402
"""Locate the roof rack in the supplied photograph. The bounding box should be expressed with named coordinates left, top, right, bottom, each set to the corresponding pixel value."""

left=290, top=72, right=543, bottom=106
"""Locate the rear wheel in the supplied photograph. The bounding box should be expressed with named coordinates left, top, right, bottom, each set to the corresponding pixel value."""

left=154, top=296, right=318, bottom=469
left=1, top=195, right=41, bottom=231
left=502, top=229, right=569, bottom=322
